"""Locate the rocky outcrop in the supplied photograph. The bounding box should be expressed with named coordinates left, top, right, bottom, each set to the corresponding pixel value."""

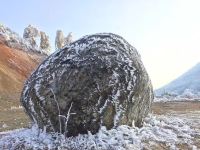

left=23, top=25, right=40, bottom=39
left=23, top=25, right=40, bottom=49
left=0, top=24, right=51, bottom=55
left=40, top=31, right=51, bottom=55
left=23, top=25, right=51, bottom=55
left=55, top=30, right=64, bottom=50
left=55, top=30, right=73, bottom=50
left=21, top=33, right=153, bottom=137
left=0, top=24, right=31, bottom=51
left=64, top=32, right=73, bottom=46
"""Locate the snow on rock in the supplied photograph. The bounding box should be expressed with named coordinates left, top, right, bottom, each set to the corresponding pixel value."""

left=64, top=32, right=73, bottom=46
left=40, top=31, right=51, bottom=55
left=21, top=33, right=153, bottom=137
left=55, top=30, right=73, bottom=50
left=0, top=114, right=199, bottom=150
left=23, top=25, right=51, bottom=55
left=0, top=24, right=50, bottom=55
left=23, top=25, right=41, bottom=51
left=55, top=30, right=64, bottom=50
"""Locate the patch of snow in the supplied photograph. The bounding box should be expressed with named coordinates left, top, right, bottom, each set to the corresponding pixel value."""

left=2, top=124, right=8, bottom=129
left=0, top=24, right=48, bottom=55
left=0, top=114, right=199, bottom=150
left=10, top=105, right=23, bottom=110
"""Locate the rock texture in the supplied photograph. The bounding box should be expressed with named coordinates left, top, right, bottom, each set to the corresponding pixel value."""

left=21, top=33, right=153, bottom=137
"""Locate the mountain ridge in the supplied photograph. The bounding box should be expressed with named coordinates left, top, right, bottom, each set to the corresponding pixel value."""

left=156, top=62, right=200, bottom=97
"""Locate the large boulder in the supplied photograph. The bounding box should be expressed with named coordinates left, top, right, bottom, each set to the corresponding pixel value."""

left=21, top=33, right=153, bottom=137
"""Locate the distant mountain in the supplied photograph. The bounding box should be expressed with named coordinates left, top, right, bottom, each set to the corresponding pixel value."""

left=155, top=63, right=200, bottom=97
left=0, top=25, right=46, bottom=101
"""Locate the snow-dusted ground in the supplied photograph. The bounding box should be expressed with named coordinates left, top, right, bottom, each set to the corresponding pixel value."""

left=154, top=96, right=200, bottom=102
left=0, top=114, right=199, bottom=150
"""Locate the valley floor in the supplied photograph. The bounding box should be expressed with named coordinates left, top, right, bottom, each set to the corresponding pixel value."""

left=0, top=101, right=200, bottom=150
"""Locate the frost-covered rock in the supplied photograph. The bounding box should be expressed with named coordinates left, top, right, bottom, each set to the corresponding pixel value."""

left=64, top=32, right=73, bottom=46
left=40, top=31, right=51, bottom=54
left=0, top=24, right=31, bottom=51
left=23, top=25, right=52, bottom=55
left=55, top=30, right=64, bottom=50
left=23, top=25, right=40, bottom=49
left=23, top=25, right=40, bottom=39
left=21, top=33, right=153, bottom=137
left=0, top=24, right=50, bottom=55
left=55, top=30, right=73, bottom=50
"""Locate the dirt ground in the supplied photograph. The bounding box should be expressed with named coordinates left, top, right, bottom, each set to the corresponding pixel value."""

left=152, top=101, right=200, bottom=115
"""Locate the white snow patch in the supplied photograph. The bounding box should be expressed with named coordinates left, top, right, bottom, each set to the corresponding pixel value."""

left=10, top=105, right=23, bottom=110
left=0, top=114, right=199, bottom=150
left=2, top=124, right=8, bottom=129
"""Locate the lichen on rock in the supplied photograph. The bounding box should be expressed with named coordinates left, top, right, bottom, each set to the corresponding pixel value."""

left=21, top=33, right=154, bottom=137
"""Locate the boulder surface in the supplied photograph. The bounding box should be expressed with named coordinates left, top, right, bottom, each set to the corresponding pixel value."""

left=21, top=33, right=153, bottom=137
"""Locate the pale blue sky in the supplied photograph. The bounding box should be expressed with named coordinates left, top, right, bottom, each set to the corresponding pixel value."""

left=1, top=0, right=200, bottom=89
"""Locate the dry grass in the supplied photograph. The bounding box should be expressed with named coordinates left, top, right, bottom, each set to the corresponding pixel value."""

left=152, top=101, right=200, bottom=115
left=0, top=96, right=30, bottom=132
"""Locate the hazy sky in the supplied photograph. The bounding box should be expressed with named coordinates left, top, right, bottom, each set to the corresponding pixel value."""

left=1, top=0, right=199, bottom=89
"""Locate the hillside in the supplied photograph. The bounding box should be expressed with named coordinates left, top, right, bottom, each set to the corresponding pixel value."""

left=0, top=43, right=45, bottom=97
left=155, top=63, right=200, bottom=97
left=0, top=26, right=47, bottom=131
left=0, top=25, right=47, bottom=109
left=0, top=25, right=47, bottom=99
